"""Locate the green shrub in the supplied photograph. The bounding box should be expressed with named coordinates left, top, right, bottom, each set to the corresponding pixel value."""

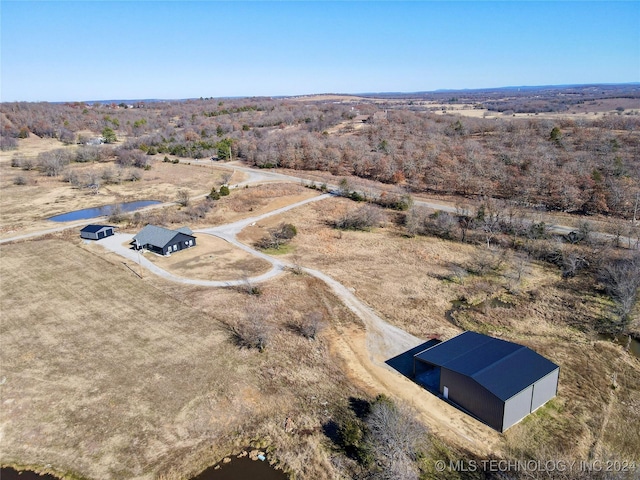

left=208, top=187, right=221, bottom=200
left=219, top=185, right=230, bottom=196
left=337, top=417, right=372, bottom=465
left=348, top=191, right=366, bottom=202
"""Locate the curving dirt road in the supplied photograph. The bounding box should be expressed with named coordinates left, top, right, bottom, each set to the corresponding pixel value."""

left=2, top=160, right=634, bottom=248
left=98, top=194, right=330, bottom=287
left=1, top=163, right=509, bottom=452
left=95, top=190, right=500, bottom=454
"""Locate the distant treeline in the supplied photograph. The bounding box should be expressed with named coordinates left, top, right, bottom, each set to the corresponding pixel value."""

left=2, top=93, right=639, bottom=218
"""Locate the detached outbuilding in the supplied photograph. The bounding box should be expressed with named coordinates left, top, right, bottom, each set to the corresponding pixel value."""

left=413, top=331, right=559, bottom=432
left=131, top=225, right=196, bottom=256
left=80, top=224, right=115, bottom=240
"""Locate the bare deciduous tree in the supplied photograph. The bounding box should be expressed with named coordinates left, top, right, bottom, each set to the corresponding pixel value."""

left=219, top=171, right=233, bottom=185
left=38, top=149, right=71, bottom=177
left=365, top=397, right=429, bottom=480
left=292, top=311, right=326, bottom=340
left=240, top=272, right=261, bottom=296
left=599, top=254, right=640, bottom=332
left=505, top=252, right=531, bottom=292
left=455, top=203, right=476, bottom=243
left=467, top=247, right=507, bottom=275
left=176, top=189, right=190, bottom=207
left=404, top=205, right=428, bottom=237
left=335, top=204, right=385, bottom=231
left=13, top=175, right=27, bottom=185
left=227, top=303, right=272, bottom=351
left=255, top=223, right=297, bottom=250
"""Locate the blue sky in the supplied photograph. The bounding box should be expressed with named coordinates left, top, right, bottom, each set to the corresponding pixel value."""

left=1, top=1, right=638, bottom=102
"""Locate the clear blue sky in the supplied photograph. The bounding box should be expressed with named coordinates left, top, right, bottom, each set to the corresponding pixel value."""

left=1, top=1, right=638, bottom=102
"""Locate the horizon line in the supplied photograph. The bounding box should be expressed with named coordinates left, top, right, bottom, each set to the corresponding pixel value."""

left=2, top=82, right=639, bottom=105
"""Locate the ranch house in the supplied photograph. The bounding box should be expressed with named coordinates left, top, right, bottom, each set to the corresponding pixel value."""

left=131, top=225, right=196, bottom=256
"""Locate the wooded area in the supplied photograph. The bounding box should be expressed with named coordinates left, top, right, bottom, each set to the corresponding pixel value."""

left=2, top=86, right=638, bottom=219
left=2, top=86, right=640, bottom=480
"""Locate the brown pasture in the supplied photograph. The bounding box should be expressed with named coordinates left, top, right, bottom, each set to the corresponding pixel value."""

left=0, top=136, right=236, bottom=238
left=0, top=238, right=366, bottom=479
left=1, top=135, right=639, bottom=477
left=238, top=195, right=640, bottom=461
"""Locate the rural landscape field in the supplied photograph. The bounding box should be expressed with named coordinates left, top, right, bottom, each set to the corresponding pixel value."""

left=1, top=84, right=639, bottom=479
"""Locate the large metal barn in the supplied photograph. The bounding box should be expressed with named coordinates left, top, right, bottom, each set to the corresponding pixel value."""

left=413, top=331, right=559, bottom=432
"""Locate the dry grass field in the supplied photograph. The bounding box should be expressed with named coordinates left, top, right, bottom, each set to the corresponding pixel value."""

left=238, top=196, right=640, bottom=462
left=1, top=130, right=639, bottom=478
left=0, top=238, right=367, bottom=479
left=430, top=98, right=640, bottom=120
left=0, top=136, right=236, bottom=238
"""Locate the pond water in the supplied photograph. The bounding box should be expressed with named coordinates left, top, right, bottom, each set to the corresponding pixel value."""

left=0, top=467, right=61, bottom=480
left=47, top=200, right=161, bottom=222
left=2, top=457, right=287, bottom=480
left=191, top=455, right=287, bottom=480
left=599, top=333, right=640, bottom=359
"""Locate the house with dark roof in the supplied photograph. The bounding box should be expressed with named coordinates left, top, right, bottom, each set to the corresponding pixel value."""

left=80, top=224, right=115, bottom=240
left=413, top=331, right=559, bottom=432
left=131, top=225, right=196, bottom=256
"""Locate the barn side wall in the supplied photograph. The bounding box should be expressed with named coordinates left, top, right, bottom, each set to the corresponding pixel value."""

left=503, top=385, right=534, bottom=432
left=440, top=368, right=503, bottom=431
left=531, top=368, right=559, bottom=412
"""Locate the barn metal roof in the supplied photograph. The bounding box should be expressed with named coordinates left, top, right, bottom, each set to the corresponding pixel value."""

left=132, top=225, right=194, bottom=248
left=414, top=331, right=558, bottom=401
left=80, top=224, right=114, bottom=233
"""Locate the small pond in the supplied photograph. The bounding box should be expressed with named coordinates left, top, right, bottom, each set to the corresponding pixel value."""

left=0, top=467, right=61, bottom=480
left=191, top=454, right=287, bottom=480
left=47, top=200, right=161, bottom=222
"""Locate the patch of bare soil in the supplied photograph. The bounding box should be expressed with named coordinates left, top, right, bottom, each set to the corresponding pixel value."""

left=325, top=322, right=500, bottom=456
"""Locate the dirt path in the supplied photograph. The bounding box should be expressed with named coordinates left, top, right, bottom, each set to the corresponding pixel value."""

left=201, top=161, right=635, bottom=247
left=2, top=163, right=507, bottom=453
left=93, top=191, right=500, bottom=454
left=2, top=160, right=633, bottom=247
left=303, top=267, right=499, bottom=454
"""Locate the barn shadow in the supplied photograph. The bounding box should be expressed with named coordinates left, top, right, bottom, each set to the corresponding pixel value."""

left=385, top=339, right=490, bottom=428
left=385, top=339, right=441, bottom=393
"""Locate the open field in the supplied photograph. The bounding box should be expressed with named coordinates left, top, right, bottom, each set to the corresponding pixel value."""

left=1, top=165, right=639, bottom=479
left=1, top=90, right=639, bottom=478
left=429, top=97, right=640, bottom=119
left=0, top=239, right=367, bottom=479
left=0, top=133, right=317, bottom=243
left=238, top=195, right=640, bottom=461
